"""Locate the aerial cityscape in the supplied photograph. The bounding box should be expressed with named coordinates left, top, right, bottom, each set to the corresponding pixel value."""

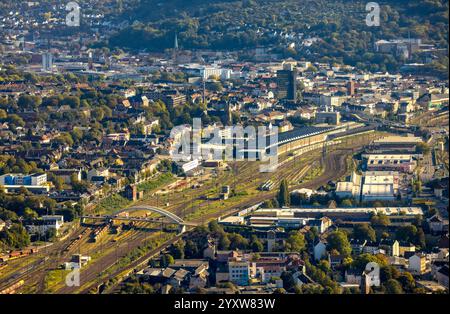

left=0, top=0, right=448, bottom=298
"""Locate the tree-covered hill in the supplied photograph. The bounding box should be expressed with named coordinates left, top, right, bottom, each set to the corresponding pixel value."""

left=106, top=0, right=448, bottom=76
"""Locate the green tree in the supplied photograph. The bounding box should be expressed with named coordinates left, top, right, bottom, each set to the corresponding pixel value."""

left=18, top=95, right=42, bottom=109
left=61, top=95, right=80, bottom=109
left=416, top=142, right=430, bottom=155
left=229, top=233, right=249, bottom=250
left=0, top=223, right=30, bottom=249
left=169, top=240, right=185, bottom=259
left=218, top=234, right=230, bottom=250
left=285, top=231, right=305, bottom=252
left=384, top=279, right=404, bottom=294
left=416, top=228, right=426, bottom=249
left=0, top=208, right=19, bottom=221
left=45, top=228, right=57, bottom=241
left=353, top=223, right=376, bottom=242
left=273, top=288, right=287, bottom=294
left=250, top=235, right=264, bottom=252
left=352, top=254, right=387, bottom=272
left=318, top=260, right=331, bottom=273
left=370, top=213, right=390, bottom=227
left=7, top=114, right=25, bottom=128
left=23, top=207, right=38, bottom=220
left=160, top=254, right=175, bottom=267
left=398, top=272, right=415, bottom=292
left=327, top=231, right=351, bottom=257
left=396, top=225, right=418, bottom=243
left=208, top=220, right=224, bottom=234
left=380, top=265, right=400, bottom=282
left=277, top=179, right=290, bottom=207
left=280, top=271, right=296, bottom=291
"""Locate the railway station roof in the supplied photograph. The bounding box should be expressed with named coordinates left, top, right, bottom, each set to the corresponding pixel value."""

left=277, top=126, right=336, bottom=144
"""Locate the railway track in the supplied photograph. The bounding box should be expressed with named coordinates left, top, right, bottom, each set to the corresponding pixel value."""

left=91, top=149, right=353, bottom=295
left=0, top=226, right=90, bottom=292
left=56, top=221, right=170, bottom=294
left=52, top=152, right=314, bottom=294
left=6, top=132, right=378, bottom=294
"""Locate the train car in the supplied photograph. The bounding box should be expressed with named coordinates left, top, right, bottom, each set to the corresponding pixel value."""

left=0, top=280, right=25, bottom=294
left=0, top=262, right=8, bottom=271
left=259, top=180, right=275, bottom=191
left=7, top=251, right=23, bottom=261
left=91, top=224, right=109, bottom=243
left=7, top=249, right=35, bottom=261
left=412, top=199, right=436, bottom=206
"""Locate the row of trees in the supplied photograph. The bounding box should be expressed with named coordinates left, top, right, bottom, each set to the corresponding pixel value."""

left=0, top=223, right=30, bottom=250
left=160, top=220, right=307, bottom=265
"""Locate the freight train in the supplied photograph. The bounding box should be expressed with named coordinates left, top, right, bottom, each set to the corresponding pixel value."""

left=0, top=248, right=39, bottom=263
left=0, top=280, right=25, bottom=294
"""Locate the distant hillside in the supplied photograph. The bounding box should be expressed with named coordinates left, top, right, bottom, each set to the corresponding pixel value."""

left=105, top=0, right=448, bottom=76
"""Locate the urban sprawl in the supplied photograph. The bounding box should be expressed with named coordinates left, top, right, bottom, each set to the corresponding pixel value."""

left=0, top=0, right=448, bottom=295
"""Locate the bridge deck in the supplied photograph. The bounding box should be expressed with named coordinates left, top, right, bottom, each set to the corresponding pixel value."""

left=81, top=215, right=197, bottom=226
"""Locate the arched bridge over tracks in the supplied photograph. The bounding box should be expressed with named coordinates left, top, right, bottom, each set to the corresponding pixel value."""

left=81, top=205, right=197, bottom=233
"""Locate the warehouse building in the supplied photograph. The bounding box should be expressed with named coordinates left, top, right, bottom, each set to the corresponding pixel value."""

left=361, top=171, right=399, bottom=202
left=366, top=135, right=423, bottom=154
left=363, top=154, right=416, bottom=173
left=335, top=172, right=362, bottom=199
left=335, top=171, right=400, bottom=202
left=248, top=207, right=423, bottom=223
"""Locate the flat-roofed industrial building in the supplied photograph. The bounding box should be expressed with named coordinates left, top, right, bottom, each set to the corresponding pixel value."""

left=367, top=135, right=423, bottom=154
left=248, top=207, right=423, bottom=223
left=363, top=154, right=416, bottom=173
left=361, top=171, right=399, bottom=202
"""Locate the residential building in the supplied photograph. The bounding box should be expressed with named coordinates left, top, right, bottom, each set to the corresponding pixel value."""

left=379, top=239, right=400, bottom=257
left=25, top=215, right=65, bottom=236
left=42, top=52, right=53, bottom=72
left=314, top=240, right=327, bottom=261
left=408, top=253, right=428, bottom=274
left=399, top=242, right=416, bottom=257
left=228, top=259, right=251, bottom=286
left=428, top=215, right=445, bottom=234
left=316, top=111, right=341, bottom=125
left=49, top=169, right=82, bottom=184
left=350, top=239, right=367, bottom=254
left=0, top=173, right=49, bottom=194
left=309, top=217, right=333, bottom=234
left=87, top=168, right=110, bottom=181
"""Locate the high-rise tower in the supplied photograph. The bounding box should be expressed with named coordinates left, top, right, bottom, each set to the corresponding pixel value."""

left=277, top=63, right=297, bottom=102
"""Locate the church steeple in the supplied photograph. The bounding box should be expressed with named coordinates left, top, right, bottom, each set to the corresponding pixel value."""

left=174, top=33, right=179, bottom=50
left=172, top=33, right=179, bottom=64
left=226, top=102, right=233, bottom=126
